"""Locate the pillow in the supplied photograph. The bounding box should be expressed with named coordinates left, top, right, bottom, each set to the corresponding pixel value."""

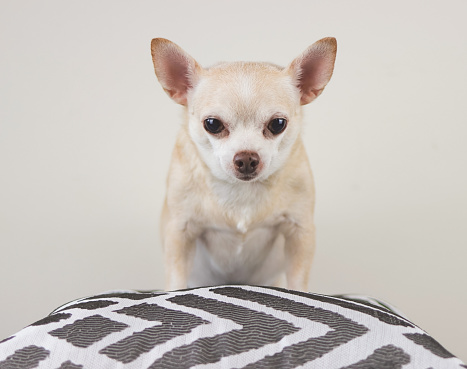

left=1, top=285, right=465, bottom=368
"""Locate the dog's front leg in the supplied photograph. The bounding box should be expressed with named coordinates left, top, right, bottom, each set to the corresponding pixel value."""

left=284, top=222, right=316, bottom=292
left=163, top=221, right=196, bottom=291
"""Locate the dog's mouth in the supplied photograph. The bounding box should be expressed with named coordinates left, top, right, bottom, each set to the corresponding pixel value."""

left=235, top=173, right=258, bottom=181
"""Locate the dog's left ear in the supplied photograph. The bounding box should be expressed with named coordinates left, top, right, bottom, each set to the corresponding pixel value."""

left=287, top=37, right=337, bottom=105
left=151, top=38, right=202, bottom=106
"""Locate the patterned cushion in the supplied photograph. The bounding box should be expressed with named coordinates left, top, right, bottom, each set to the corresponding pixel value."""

left=0, top=285, right=465, bottom=368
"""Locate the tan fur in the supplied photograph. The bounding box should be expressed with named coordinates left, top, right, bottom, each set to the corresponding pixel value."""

left=151, top=38, right=337, bottom=291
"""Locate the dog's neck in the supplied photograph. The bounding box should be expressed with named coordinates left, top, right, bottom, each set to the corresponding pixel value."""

left=208, top=177, right=271, bottom=233
left=211, top=176, right=269, bottom=206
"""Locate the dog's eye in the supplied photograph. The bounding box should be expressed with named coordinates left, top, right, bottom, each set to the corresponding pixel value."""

left=268, top=118, right=287, bottom=135
left=204, top=118, right=225, bottom=134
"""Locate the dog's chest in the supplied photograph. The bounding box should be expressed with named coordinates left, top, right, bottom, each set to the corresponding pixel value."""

left=186, top=180, right=291, bottom=286
left=204, top=212, right=284, bottom=249
left=188, top=212, right=287, bottom=287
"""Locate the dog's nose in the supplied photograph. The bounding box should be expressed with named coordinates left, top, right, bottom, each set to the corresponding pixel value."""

left=233, top=151, right=260, bottom=175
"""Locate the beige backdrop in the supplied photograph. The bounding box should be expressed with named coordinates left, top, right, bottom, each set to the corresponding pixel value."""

left=1, top=0, right=466, bottom=361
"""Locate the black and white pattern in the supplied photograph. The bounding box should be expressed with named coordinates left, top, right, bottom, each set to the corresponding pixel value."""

left=0, top=286, right=465, bottom=368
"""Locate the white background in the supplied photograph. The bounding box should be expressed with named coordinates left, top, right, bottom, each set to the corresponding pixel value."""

left=1, top=0, right=466, bottom=362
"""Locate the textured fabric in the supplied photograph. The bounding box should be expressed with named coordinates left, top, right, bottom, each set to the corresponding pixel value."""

left=0, top=285, right=465, bottom=368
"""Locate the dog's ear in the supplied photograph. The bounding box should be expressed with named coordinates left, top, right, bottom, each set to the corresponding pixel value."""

left=151, top=38, right=202, bottom=106
left=287, top=37, right=337, bottom=105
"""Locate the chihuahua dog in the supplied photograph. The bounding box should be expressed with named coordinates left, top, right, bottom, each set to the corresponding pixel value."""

left=151, top=37, right=337, bottom=291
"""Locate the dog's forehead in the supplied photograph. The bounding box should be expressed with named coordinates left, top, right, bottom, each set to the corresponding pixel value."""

left=191, top=62, right=299, bottom=121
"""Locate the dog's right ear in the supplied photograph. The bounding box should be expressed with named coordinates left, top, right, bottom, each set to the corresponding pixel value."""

left=150, top=38, right=202, bottom=106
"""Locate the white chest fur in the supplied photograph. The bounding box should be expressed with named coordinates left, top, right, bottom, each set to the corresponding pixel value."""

left=187, top=180, right=288, bottom=288
left=188, top=222, right=286, bottom=288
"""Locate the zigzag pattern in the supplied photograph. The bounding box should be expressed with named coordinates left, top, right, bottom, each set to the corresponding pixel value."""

left=0, top=285, right=465, bottom=368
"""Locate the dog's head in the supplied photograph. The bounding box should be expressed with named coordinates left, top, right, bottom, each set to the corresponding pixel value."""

left=151, top=38, right=337, bottom=183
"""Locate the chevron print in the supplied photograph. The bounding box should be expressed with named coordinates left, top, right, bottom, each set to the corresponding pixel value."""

left=0, top=345, right=49, bottom=368
left=100, top=303, right=210, bottom=363
left=0, top=285, right=465, bottom=368
left=148, top=293, right=301, bottom=368
left=48, top=315, right=129, bottom=348
left=212, top=286, right=368, bottom=368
